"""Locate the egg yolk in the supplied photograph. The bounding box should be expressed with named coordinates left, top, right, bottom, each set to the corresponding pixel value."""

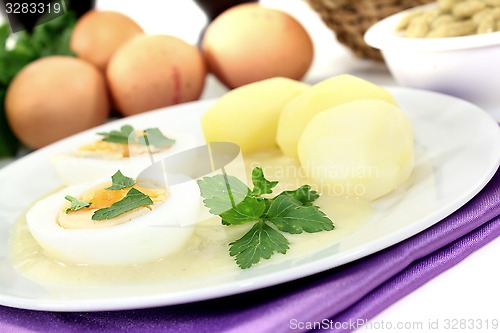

left=81, top=183, right=166, bottom=209
left=76, top=130, right=170, bottom=159
left=78, top=140, right=132, bottom=158
left=58, top=182, right=167, bottom=229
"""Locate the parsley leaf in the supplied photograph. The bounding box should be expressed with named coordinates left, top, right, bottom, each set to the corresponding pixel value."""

left=277, top=185, right=319, bottom=206
left=266, top=195, right=334, bottom=234
left=92, top=188, right=153, bottom=221
left=137, top=128, right=176, bottom=147
left=251, top=167, right=278, bottom=196
left=198, top=167, right=334, bottom=269
left=65, top=195, right=91, bottom=214
left=220, top=196, right=266, bottom=225
left=197, top=174, right=250, bottom=215
left=105, top=170, right=136, bottom=190
left=0, top=25, right=8, bottom=51
left=97, top=125, right=135, bottom=144
left=25, top=12, right=77, bottom=57
left=229, top=222, right=289, bottom=269
left=97, top=125, right=176, bottom=148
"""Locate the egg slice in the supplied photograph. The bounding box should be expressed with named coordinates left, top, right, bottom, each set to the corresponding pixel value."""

left=52, top=127, right=198, bottom=185
left=26, top=177, right=200, bottom=265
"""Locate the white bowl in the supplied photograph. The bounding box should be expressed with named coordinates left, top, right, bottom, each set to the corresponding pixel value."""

left=364, top=4, right=500, bottom=111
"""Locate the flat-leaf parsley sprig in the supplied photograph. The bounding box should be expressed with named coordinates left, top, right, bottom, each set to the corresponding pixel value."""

left=97, top=125, right=176, bottom=147
left=197, top=167, right=334, bottom=269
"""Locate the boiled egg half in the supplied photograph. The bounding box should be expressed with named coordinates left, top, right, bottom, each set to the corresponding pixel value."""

left=52, top=125, right=199, bottom=185
left=26, top=172, right=200, bottom=265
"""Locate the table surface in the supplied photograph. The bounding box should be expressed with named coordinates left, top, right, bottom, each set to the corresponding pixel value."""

left=2, top=0, right=499, bottom=331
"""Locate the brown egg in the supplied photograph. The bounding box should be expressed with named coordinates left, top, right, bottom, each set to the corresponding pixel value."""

left=202, top=4, right=314, bottom=89
left=71, top=10, right=144, bottom=71
left=5, top=56, right=109, bottom=149
left=106, top=35, right=206, bottom=116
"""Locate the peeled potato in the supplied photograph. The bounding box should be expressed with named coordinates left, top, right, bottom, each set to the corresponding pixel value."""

left=298, top=100, right=414, bottom=201
left=202, top=77, right=309, bottom=154
left=277, top=74, right=397, bottom=158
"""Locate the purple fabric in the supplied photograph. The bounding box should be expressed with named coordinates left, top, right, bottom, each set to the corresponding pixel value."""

left=1, top=168, right=499, bottom=333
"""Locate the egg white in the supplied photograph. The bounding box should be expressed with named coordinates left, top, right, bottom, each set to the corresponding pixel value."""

left=51, top=129, right=198, bottom=185
left=26, top=178, right=201, bottom=265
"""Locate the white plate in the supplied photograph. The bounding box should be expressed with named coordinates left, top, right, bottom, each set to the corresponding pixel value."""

left=0, top=88, right=499, bottom=311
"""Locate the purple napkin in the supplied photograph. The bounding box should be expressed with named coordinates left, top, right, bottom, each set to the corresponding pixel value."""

left=1, top=168, right=499, bottom=333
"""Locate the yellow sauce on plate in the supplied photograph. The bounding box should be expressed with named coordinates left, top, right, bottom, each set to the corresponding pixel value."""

left=9, top=150, right=372, bottom=285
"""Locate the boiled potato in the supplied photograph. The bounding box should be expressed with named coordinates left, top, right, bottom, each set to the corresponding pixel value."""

left=277, top=74, right=397, bottom=158
left=202, top=77, right=309, bottom=153
left=298, top=100, right=414, bottom=201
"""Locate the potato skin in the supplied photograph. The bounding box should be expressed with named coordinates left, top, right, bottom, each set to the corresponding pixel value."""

left=106, top=35, right=206, bottom=116
left=5, top=56, right=110, bottom=149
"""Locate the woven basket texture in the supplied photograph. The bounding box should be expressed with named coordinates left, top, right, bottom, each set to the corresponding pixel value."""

left=306, top=0, right=434, bottom=61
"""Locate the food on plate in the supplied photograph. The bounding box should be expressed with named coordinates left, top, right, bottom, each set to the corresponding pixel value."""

left=107, top=35, right=206, bottom=116
left=5, top=56, right=109, bottom=149
left=82, top=125, right=176, bottom=158
left=51, top=124, right=198, bottom=185
left=198, top=167, right=334, bottom=268
left=202, top=74, right=414, bottom=201
left=201, top=77, right=309, bottom=154
left=202, top=3, right=313, bottom=88
left=398, top=0, right=500, bottom=38
left=298, top=100, right=414, bottom=201
left=276, top=74, right=397, bottom=158
left=13, top=72, right=414, bottom=278
left=70, top=10, right=144, bottom=71
left=26, top=170, right=200, bottom=265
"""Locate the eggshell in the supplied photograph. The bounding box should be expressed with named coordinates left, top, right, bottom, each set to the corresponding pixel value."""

left=70, top=10, right=144, bottom=71
left=202, top=4, right=314, bottom=88
left=5, top=56, right=109, bottom=149
left=106, top=35, right=206, bottom=116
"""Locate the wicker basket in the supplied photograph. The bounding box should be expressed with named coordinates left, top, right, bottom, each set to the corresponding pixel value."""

left=306, top=0, right=434, bottom=61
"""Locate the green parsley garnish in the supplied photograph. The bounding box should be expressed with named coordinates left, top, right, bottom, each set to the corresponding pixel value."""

left=137, top=128, right=176, bottom=147
left=97, top=125, right=134, bottom=144
left=197, top=167, right=334, bottom=269
left=97, top=125, right=175, bottom=147
left=105, top=170, right=136, bottom=190
left=64, top=195, right=91, bottom=214
left=92, top=188, right=154, bottom=221
left=250, top=167, right=278, bottom=196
